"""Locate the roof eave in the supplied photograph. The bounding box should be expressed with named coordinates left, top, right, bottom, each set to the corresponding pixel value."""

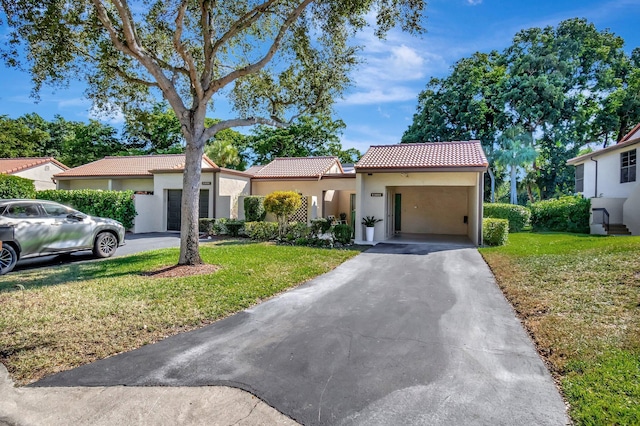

left=355, top=165, right=488, bottom=173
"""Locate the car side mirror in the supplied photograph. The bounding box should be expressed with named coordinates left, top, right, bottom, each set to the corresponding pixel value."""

left=67, top=213, right=87, bottom=221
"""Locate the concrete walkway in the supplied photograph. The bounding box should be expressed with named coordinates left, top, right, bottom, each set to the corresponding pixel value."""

left=7, top=243, right=568, bottom=425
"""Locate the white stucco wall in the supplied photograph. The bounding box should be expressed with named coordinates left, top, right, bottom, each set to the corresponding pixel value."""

left=132, top=194, right=162, bottom=233
left=576, top=145, right=638, bottom=199
left=15, top=162, right=66, bottom=190
left=623, top=184, right=640, bottom=235
left=216, top=172, right=251, bottom=219
left=355, top=171, right=482, bottom=245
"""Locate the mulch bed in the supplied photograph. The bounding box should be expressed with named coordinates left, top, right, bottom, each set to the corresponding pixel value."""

left=141, top=264, right=220, bottom=278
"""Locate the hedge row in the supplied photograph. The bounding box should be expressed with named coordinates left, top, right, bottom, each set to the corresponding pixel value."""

left=483, top=218, right=509, bottom=246
left=483, top=203, right=531, bottom=232
left=530, top=196, right=590, bottom=234
left=243, top=196, right=266, bottom=222
left=37, top=189, right=137, bottom=229
left=0, top=175, right=36, bottom=199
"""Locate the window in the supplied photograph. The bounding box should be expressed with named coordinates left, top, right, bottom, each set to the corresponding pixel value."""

left=575, top=164, right=584, bottom=193
left=621, top=149, right=636, bottom=183
left=5, top=203, right=41, bottom=218
left=42, top=203, right=74, bottom=218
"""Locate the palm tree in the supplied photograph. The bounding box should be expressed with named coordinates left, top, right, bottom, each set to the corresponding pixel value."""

left=494, top=127, right=538, bottom=204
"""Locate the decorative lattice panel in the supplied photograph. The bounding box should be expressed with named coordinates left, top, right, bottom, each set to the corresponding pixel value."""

left=288, top=196, right=309, bottom=223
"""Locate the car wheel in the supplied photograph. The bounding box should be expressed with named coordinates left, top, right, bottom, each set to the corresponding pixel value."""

left=93, top=232, right=118, bottom=258
left=0, top=244, right=18, bottom=275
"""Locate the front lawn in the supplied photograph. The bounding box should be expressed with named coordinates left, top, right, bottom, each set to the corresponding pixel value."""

left=480, top=233, right=640, bottom=425
left=0, top=241, right=361, bottom=385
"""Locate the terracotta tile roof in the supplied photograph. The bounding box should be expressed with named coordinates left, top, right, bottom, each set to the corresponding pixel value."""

left=355, top=141, right=488, bottom=170
left=620, top=123, right=640, bottom=142
left=252, top=156, right=344, bottom=179
left=243, top=165, right=265, bottom=176
left=55, top=154, right=218, bottom=177
left=0, top=157, right=68, bottom=174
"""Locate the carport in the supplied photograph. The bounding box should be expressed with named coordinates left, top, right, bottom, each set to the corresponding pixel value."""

left=354, top=141, right=488, bottom=245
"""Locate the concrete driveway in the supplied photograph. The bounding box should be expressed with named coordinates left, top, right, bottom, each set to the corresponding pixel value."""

left=34, top=243, right=568, bottom=425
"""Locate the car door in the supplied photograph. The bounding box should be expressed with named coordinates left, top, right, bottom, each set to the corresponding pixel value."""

left=3, top=202, right=54, bottom=256
left=40, top=202, right=94, bottom=252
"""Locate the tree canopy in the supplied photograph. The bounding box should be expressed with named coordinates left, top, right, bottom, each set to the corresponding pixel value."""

left=2, top=0, right=426, bottom=265
left=402, top=18, right=640, bottom=201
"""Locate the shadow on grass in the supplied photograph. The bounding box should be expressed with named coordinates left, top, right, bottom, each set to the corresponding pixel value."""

left=0, top=250, right=182, bottom=292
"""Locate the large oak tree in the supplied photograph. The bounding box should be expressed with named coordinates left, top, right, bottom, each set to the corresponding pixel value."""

left=1, top=0, right=425, bottom=264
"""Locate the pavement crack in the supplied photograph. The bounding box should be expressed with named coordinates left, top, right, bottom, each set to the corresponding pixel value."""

left=228, top=399, right=260, bottom=426
left=317, top=368, right=335, bottom=422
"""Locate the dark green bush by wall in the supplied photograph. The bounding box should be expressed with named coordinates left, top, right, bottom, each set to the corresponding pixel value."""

left=530, top=196, right=590, bottom=233
left=483, top=218, right=509, bottom=246
left=0, top=175, right=36, bottom=199
left=37, top=189, right=137, bottom=229
left=244, top=196, right=266, bottom=222
left=483, top=203, right=531, bottom=232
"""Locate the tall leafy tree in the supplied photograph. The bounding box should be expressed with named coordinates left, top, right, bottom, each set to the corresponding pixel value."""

left=61, top=120, right=127, bottom=167
left=243, top=115, right=360, bottom=164
left=493, top=127, right=537, bottom=204
left=123, top=103, right=184, bottom=154
left=1, top=0, right=425, bottom=265
left=0, top=115, right=45, bottom=157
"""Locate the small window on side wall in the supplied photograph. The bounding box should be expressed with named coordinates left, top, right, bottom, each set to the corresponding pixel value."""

left=621, top=149, right=637, bottom=183
left=575, top=164, right=584, bottom=193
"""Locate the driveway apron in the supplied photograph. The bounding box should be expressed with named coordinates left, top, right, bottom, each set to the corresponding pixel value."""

left=34, top=243, right=568, bottom=425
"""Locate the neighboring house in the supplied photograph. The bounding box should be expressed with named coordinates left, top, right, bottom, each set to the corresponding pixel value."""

left=567, top=124, right=639, bottom=235
left=0, top=157, right=68, bottom=190
left=354, top=141, right=488, bottom=245
left=54, top=154, right=251, bottom=233
left=246, top=156, right=356, bottom=224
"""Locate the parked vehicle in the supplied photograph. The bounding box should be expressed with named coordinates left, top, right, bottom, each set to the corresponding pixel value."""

left=0, top=199, right=126, bottom=275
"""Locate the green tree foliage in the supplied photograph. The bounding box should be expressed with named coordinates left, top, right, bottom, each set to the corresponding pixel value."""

left=0, top=115, right=48, bottom=158
left=244, top=115, right=360, bottom=165
left=264, top=191, right=302, bottom=238
left=403, top=18, right=640, bottom=201
left=122, top=104, right=184, bottom=154
left=0, top=175, right=36, bottom=199
left=2, top=0, right=424, bottom=265
left=243, top=196, right=267, bottom=222
left=493, top=127, right=537, bottom=204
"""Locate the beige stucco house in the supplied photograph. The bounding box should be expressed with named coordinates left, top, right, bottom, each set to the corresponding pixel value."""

left=567, top=124, right=639, bottom=235
left=54, top=154, right=251, bottom=233
left=246, top=156, right=356, bottom=224
left=0, top=157, right=68, bottom=190
left=354, top=141, right=488, bottom=245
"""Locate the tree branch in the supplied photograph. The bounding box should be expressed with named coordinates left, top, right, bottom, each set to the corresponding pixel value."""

left=174, top=0, right=203, bottom=99
left=205, top=0, right=313, bottom=101
left=203, top=116, right=285, bottom=140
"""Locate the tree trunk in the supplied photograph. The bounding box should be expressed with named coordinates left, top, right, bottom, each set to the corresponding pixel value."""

left=510, top=165, right=517, bottom=205
left=179, top=135, right=205, bottom=265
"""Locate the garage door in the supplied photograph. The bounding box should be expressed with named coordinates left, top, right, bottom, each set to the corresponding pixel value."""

left=390, top=186, right=469, bottom=235
left=167, top=189, right=210, bottom=231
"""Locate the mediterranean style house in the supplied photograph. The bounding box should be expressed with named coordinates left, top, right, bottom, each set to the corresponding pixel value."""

left=567, top=124, right=639, bottom=235
left=0, top=157, right=68, bottom=190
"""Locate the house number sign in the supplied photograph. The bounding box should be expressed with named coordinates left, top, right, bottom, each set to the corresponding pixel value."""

left=370, top=192, right=383, bottom=197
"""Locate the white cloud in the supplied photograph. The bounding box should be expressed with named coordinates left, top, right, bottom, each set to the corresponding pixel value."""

left=58, top=97, right=91, bottom=108
left=89, top=104, right=125, bottom=125
left=467, top=0, right=483, bottom=5
left=341, top=87, right=417, bottom=106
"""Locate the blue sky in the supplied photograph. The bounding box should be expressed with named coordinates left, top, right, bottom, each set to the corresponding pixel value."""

left=1, top=0, right=640, bottom=155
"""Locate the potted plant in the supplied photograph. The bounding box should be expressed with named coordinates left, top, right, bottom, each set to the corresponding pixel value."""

left=361, top=216, right=382, bottom=242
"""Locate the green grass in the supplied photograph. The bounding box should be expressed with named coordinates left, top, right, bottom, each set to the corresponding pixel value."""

left=480, top=233, right=640, bottom=425
left=0, top=241, right=362, bottom=384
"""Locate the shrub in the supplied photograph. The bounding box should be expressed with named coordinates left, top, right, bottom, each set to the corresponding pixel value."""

left=310, top=218, right=331, bottom=236
left=0, top=175, right=36, bottom=199
left=213, top=218, right=229, bottom=235
left=264, top=191, right=302, bottom=237
left=225, top=219, right=245, bottom=237
left=332, top=224, right=352, bottom=244
left=286, top=222, right=310, bottom=241
left=37, top=189, right=136, bottom=229
left=199, top=218, right=215, bottom=234
left=530, top=196, right=590, bottom=233
left=483, top=218, right=509, bottom=246
left=244, top=196, right=266, bottom=222
left=483, top=203, right=531, bottom=232
left=244, top=221, right=279, bottom=241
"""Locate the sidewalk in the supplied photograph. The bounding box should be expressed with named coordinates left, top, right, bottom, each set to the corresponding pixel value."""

left=0, top=364, right=297, bottom=426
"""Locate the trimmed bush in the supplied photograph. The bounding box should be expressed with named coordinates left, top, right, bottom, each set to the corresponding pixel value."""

left=244, top=221, right=279, bottom=241
left=0, top=175, right=36, bottom=199
left=244, top=196, right=266, bottom=222
left=37, top=189, right=136, bottom=229
left=530, top=196, right=590, bottom=233
left=264, top=191, right=302, bottom=237
left=483, top=203, right=531, bottom=232
left=483, top=218, right=509, bottom=246
left=332, top=224, right=353, bottom=244
left=310, top=218, right=331, bottom=236
left=226, top=219, right=245, bottom=237
left=199, top=218, right=215, bottom=234
left=285, top=222, right=310, bottom=241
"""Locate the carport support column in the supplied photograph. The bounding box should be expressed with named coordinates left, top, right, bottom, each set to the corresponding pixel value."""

left=477, top=172, right=485, bottom=246
left=355, top=173, right=365, bottom=242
